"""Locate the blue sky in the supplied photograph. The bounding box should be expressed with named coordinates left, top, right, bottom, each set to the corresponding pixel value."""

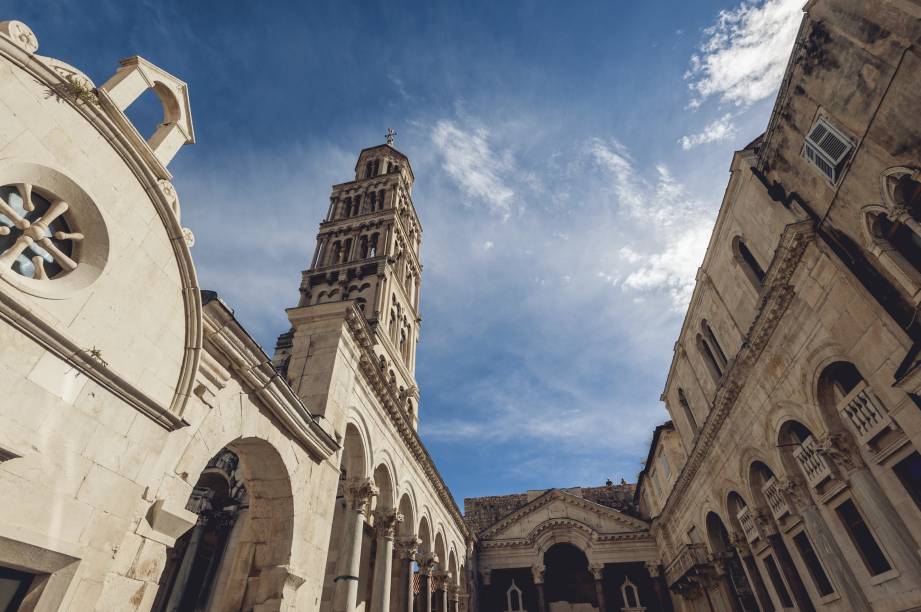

left=15, top=0, right=804, bottom=506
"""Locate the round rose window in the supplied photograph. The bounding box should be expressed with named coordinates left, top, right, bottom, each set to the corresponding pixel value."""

left=0, top=183, right=82, bottom=280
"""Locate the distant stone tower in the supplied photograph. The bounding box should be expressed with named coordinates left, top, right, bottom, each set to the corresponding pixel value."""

left=274, top=136, right=423, bottom=428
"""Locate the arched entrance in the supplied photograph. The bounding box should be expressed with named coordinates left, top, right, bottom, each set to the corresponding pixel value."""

left=543, top=544, right=595, bottom=611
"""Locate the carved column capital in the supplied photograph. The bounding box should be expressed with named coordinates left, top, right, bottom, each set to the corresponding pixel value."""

left=707, top=552, right=730, bottom=577
left=419, top=551, right=439, bottom=575
left=344, top=477, right=379, bottom=515
left=372, top=508, right=403, bottom=540
left=433, top=570, right=452, bottom=590
left=397, top=535, right=422, bottom=560
left=752, top=509, right=778, bottom=538
left=728, top=531, right=750, bottom=556
left=644, top=561, right=662, bottom=578
left=819, top=432, right=864, bottom=475
left=588, top=561, right=605, bottom=581
left=778, top=476, right=812, bottom=512
left=479, top=568, right=492, bottom=586
left=531, top=564, right=546, bottom=584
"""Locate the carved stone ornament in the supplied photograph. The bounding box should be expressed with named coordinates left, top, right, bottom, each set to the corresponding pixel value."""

left=344, top=477, right=379, bottom=514
left=531, top=564, right=546, bottom=584
left=644, top=561, right=662, bottom=578
left=588, top=562, right=605, bottom=580
left=0, top=21, right=38, bottom=54
left=419, top=551, right=439, bottom=574
left=751, top=510, right=778, bottom=538
left=397, top=536, right=422, bottom=560
left=728, top=532, right=750, bottom=556
left=819, top=432, right=863, bottom=475
left=182, top=227, right=195, bottom=248
left=778, top=476, right=812, bottom=512
left=372, top=508, right=404, bottom=539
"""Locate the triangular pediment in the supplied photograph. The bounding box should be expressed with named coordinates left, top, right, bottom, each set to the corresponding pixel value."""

left=480, top=489, right=648, bottom=541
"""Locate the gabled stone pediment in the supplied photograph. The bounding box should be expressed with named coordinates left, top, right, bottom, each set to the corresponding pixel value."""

left=480, top=489, right=648, bottom=541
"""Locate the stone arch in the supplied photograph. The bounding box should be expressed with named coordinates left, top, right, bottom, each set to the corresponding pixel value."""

left=542, top=542, right=595, bottom=606
left=769, top=402, right=827, bottom=448
left=417, top=514, right=433, bottom=555
left=342, top=421, right=370, bottom=480
left=99, top=56, right=195, bottom=168
left=736, top=447, right=777, bottom=500
left=373, top=462, right=395, bottom=510
left=532, top=520, right=596, bottom=565
left=434, top=531, right=447, bottom=569
left=448, top=549, right=458, bottom=585
left=154, top=437, right=297, bottom=611
left=398, top=492, right=416, bottom=538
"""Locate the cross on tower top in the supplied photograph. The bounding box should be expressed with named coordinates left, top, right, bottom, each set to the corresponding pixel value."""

left=385, top=128, right=397, bottom=147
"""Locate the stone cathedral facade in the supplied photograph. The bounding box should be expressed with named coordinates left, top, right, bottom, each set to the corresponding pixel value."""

left=2, top=0, right=921, bottom=611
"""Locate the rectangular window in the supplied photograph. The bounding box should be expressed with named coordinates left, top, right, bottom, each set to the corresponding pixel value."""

left=835, top=498, right=892, bottom=576
left=893, top=451, right=921, bottom=512
left=0, top=566, right=34, bottom=611
left=792, top=531, right=834, bottom=596
left=763, top=554, right=793, bottom=608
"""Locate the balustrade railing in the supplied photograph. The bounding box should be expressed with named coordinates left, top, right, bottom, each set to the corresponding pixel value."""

left=736, top=506, right=758, bottom=543
left=793, top=435, right=833, bottom=487
left=665, top=543, right=709, bottom=586
left=762, top=477, right=789, bottom=519
left=838, top=383, right=893, bottom=445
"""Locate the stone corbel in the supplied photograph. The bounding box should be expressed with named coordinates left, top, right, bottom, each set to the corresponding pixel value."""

left=531, top=563, right=546, bottom=584
left=140, top=498, right=198, bottom=547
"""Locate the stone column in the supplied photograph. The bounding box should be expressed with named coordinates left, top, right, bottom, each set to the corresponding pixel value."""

left=419, top=553, right=439, bottom=612
left=395, top=537, right=421, bottom=612
left=447, top=584, right=460, bottom=612
left=531, top=564, right=547, bottom=612
left=728, top=534, right=772, bottom=612
left=371, top=509, right=404, bottom=612
left=433, top=570, right=451, bottom=612
left=779, top=476, right=871, bottom=611
left=709, top=554, right=742, bottom=612
left=754, top=511, right=814, bottom=612
left=333, top=478, right=379, bottom=612
left=822, top=433, right=921, bottom=580
left=588, top=562, right=606, bottom=612
left=643, top=562, right=674, bottom=612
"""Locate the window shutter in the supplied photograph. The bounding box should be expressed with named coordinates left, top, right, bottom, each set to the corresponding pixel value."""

left=802, top=116, right=853, bottom=184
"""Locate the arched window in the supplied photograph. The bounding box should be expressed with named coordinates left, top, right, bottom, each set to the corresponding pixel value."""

left=696, top=333, right=723, bottom=381
left=365, top=161, right=374, bottom=179
left=702, top=320, right=728, bottom=368
left=369, top=233, right=379, bottom=257
left=732, top=236, right=766, bottom=289
left=378, top=189, right=387, bottom=210
left=341, top=198, right=352, bottom=219
left=352, top=195, right=362, bottom=216
left=358, top=236, right=368, bottom=259
left=369, top=191, right=377, bottom=212
left=342, top=238, right=353, bottom=263
left=677, top=387, right=698, bottom=435
left=620, top=577, right=642, bottom=610
left=400, top=328, right=407, bottom=362
left=329, top=241, right=342, bottom=266
left=863, top=168, right=921, bottom=299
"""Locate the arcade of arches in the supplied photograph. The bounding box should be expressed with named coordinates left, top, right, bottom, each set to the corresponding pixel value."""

left=4, top=2, right=921, bottom=611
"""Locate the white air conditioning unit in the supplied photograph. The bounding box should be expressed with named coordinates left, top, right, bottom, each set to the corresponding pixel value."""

left=802, top=116, right=853, bottom=184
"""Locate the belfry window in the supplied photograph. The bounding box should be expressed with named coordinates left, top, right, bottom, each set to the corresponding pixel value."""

left=696, top=332, right=723, bottom=382
left=369, top=233, right=379, bottom=257
left=702, top=320, right=727, bottom=368
left=733, top=236, right=766, bottom=288
left=352, top=195, right=362, bottom=216
left=378, top=189, right=386, bottom=210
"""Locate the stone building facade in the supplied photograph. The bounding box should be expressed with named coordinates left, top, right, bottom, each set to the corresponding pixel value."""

left=3, top=0, right=921, bottom=610
left=633, top=1, right=921, bottom=611
left=0, top=20, right=470, bottom=612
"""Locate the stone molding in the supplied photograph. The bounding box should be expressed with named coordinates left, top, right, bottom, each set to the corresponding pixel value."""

left=480, top=488, right=649, bottom=539
left=0, top=28, right=203, bottom=424
left=656, top=220, right=815, bottom=524
left=202, top=298, right=338, bottom=460
left=343, top=304, right=471, bottom=540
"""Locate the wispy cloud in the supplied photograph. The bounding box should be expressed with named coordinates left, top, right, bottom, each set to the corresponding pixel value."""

left=679, top=113, right=738, bottom=150
left=430, top=119, right=516, bottom=219
left=685, top=0, right=803, bottom=108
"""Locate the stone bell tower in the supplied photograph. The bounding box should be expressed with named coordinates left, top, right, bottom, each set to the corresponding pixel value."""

left=274, top=132, right=423, bottom=428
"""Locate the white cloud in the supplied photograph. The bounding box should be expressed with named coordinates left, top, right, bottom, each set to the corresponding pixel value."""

left=430, top=119, right=516, bottom=219
left=685, top=0, right=803, bottom=107
left=589, top=139, right=715, bottom=310
left=679, top=113, right=738, bottom=150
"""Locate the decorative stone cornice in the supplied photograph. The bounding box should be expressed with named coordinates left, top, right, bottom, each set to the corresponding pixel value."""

left=343, top=305, right=472, bottom=540
left=202, top=298, right=338, bottom=460
left=656, top=221, right=815, bottom=523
